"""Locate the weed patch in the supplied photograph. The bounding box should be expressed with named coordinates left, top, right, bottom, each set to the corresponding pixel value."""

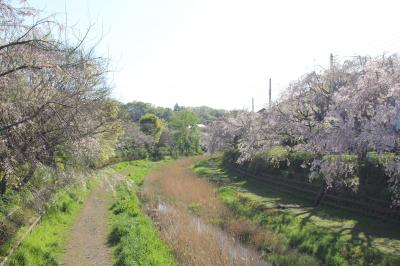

left=6, top=176, right=97, bottom=265
left=109, top=160, right=177, bottom=266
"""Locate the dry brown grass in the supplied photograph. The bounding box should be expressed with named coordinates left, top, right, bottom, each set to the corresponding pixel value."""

left=140, top=157, right=269, bottom=266
left=142, top=157, right=227, bottom=217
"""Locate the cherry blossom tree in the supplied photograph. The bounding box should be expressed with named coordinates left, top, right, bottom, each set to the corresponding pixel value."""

left=0, top=0, right=115, bottom=194
left=214, top=54, right=400, bottom=206
left=316, top=55, right=400, bottom=205
left=202, top=110, right=262, bottom=159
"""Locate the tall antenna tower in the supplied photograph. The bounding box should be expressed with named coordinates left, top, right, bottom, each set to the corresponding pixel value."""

left=251, top=98, right=254, bottom=112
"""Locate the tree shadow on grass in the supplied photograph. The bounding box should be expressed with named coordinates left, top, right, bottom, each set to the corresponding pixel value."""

left=194, top=156, right=400, bottom=257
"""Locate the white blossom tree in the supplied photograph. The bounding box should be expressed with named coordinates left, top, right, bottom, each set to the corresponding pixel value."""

left=213, top=54, right=400, bottom=206
left=0, top=0, right=116, bottom=193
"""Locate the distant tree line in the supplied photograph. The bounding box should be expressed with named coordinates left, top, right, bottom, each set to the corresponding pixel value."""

left=116, top=101, right=225, bottom=161
left=124, top=101, right=225, bottom=125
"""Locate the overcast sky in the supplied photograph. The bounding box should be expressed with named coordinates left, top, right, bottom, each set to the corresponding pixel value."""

left=30, top=0, right=400, bottom=110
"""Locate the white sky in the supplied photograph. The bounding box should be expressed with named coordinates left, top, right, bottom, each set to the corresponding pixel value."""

left=30, top=0, right=400, bottom=110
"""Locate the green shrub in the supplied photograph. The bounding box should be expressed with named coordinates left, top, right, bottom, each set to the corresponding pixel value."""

left=248, top=146, right=289, bottom=174
left=222, top=148, right=241, bottom=165
left=152, top=145, right=172, bottom=160
left=288, top=149, right=314, bottom=169
left=0, top=220, right=17, bottom=246
left=8, top=209, right=28, bottom=227
left=225, top=146, right=314, bottom=175
left=116, top=147, right=149, bottom=161
left=323, top=154, right=358, bottom=162
left=224, top=147, right=395, bottom=202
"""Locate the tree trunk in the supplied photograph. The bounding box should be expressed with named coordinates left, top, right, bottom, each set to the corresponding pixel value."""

left=314, top=182, right=327, bottom=207
left=233, top=135, right=240, bottom=149
left=0, top=176, right=7, bottom=195
left=357, top=147, right=368, bottom=197
left=20, top=164, right=36, bottom=187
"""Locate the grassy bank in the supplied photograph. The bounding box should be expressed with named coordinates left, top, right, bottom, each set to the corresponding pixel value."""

left=109, top=160, right=177, bottom=266
left=5, top=172, right=100, bottom=265
left=193, top=156, right=400, bottom=266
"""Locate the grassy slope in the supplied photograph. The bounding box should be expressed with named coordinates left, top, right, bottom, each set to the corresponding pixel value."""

left=109, top=160, right=177, bottom=266
left=5, top=170, right=102, bottom=265
left=4, top=160, right=176, bottom=266
left=193, top=156, right=400, bottom=266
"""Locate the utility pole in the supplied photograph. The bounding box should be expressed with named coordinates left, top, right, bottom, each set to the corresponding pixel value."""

left=268, top=78, right=272, bottom=107
left=251, top=98, right=254, bottom=113
left=64, top=0, right=68, bottom=45
left=329, top=53, right=334, bottom=93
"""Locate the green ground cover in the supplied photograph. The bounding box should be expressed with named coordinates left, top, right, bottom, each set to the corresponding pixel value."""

left=193, top=156, right=400, bottom=266
left=5, top=170, right=102, bottom=265
left=109, top=160, right=177, bottom=266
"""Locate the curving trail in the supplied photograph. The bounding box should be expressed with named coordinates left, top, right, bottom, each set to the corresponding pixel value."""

left=61, top=170, right=121, bottom=266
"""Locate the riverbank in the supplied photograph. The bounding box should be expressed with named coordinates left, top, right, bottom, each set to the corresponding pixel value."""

left=193, top=156, right=400, bottom=266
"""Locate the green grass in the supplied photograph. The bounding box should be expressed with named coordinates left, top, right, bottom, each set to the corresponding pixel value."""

left=257, top=146, right=290, bottom=158
left=112, top=159, right=167, bottom=185
left=193, top=156, right=400, bottom=266
left=0, top=167, right=60, bottom=258
left=6, top=173, right=99, bottom=266
left=5, top=160, right=174, bottom=266
left=109, top=160, right=177, bottom=266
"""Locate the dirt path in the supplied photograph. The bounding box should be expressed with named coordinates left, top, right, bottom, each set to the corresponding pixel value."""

left=61, top=170, right=121, bottom=266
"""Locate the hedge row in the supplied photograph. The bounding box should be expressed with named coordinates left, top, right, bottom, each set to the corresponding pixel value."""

left=223, top=147, right=395, bottom=204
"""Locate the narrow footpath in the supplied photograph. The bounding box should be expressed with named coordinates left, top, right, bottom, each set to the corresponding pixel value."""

left=61, top=171, right=121, bottom=266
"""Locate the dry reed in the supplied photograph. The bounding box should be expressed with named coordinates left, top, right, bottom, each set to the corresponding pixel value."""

left=141, top=157, right=269, bottom=266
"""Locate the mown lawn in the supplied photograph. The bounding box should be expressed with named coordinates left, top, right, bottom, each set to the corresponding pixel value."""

left=193, top=156, right=400, bottom=266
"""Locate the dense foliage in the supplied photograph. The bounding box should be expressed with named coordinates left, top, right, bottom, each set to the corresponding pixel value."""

left=117, top=102, right=208, bottom=160
left=124, top=101, right=173, bottom=122
left=169, top=109, right=202, bottom=156
left=124, top=101, right=225, bottom=125
left=186, top=106, right=226, bottom=124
